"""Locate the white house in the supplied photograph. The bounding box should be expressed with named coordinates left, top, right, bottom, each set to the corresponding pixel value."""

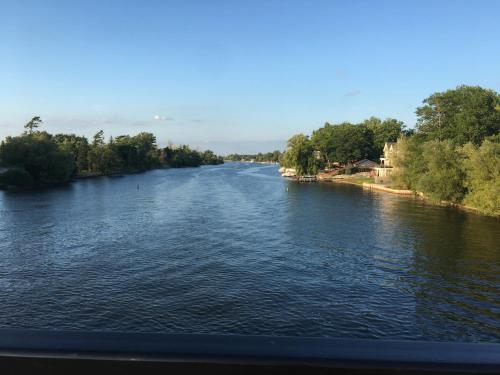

left=374, top=142, right=398, bottom=184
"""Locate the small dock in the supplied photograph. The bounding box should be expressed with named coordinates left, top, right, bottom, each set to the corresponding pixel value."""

left=296, top=175, right=317, bottom=182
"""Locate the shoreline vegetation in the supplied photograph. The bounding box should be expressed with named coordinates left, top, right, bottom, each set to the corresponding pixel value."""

left=279, top=85, right=500, bottom=217
left=225, top=151, right=282, bottom=164
left=0, top=119, right=223, bottom=190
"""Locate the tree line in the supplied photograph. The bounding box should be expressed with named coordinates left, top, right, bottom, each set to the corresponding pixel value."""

left=225, top=151, right=282, bottom=163
left=391, top=86, right=499, bottom=216
left=282, top=85, right=500, bottom=216
left=0, top=119, right=223, bottom=188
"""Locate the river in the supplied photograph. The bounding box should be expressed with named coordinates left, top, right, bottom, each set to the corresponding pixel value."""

left=0, top=163, right=498, bottom=342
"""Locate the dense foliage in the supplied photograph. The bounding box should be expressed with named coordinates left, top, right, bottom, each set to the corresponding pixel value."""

left=0, top=119, right=223, bottom=188
left=462, top=140, right=500, bottom=215
left=392, top=136, right=499, bottom=215
left=0, top=131, right=75, bottom=186
left=162, top=145, right=223, bottom=167
left=390, top=86, right=500, bottom=215
left=363, top=117, right=406, bottom=155
left=281, top=134, right=318, bottom=175
left=415, top=85, right=500, bottom=146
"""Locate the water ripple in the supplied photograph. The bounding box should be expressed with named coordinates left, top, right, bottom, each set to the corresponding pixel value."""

left=0, top=163, right=499, bottom=342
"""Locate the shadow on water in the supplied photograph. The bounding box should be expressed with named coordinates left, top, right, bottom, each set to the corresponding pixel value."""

left=282, top=181, right=500, bottom=341
left=364, top=188, right=500, bottom=340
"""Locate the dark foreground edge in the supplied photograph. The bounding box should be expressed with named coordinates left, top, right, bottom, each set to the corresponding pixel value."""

left=0, top=329, right=499, bottom=374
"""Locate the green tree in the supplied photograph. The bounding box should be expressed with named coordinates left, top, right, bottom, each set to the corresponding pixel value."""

left=0, top=133, right=75, bottom=186
left=87, top=144, right=122, bottom=174
left=114, top=135, right=139, bottom=170
left=282, top=134, right=318, bottom=175
left=131, top=132, right=158, bottom=170
left=363, top=117, right=404, bottom=156
left=311, top=122, right=376, bottom=166
left=417, top=140, right=466, bottom=203
left=462, top=140, right=500, bottom=216
left=88, top=130, right=117, bottom=174
left=391, top=135, right=427, bottom=190
left=226, top=152, right=280, bottom=163
left=393, top=138, right=466, bottom=203
left=416, top=85, right=500, bottom=145
left=311, top=123, right=336, bottom=166
left=24, top=116, right=42, bottom=135
left=92, top=130, right=105, bottom=146
left=162, top=145, right=203, bottom=167
left=54, top=134, right=89, bottom=174
left=329, top=123, right=374, bottom=164
left=201, top=150, right=224, bottom=165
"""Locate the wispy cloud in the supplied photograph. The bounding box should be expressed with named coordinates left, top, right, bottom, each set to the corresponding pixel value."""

left=345, top=90, right=361, bottom=97
left=153, top=115, right=174, bottom=121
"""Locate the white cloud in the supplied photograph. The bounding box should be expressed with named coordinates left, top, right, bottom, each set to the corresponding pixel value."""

left=153, top=115, right=174, bottom=121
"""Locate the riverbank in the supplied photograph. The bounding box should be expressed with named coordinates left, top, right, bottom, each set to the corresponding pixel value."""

left=362, top=182, right=494, bottom=217
left=321, top=178, right=371, bottom=187
left=296, top=170, right=498, bottom=217
left=0, top=163, right=223, bottom=191
left=362, top=183, right=414, bottom=195
left=317, top=171, right=374, bottom=186
left=74, top=167, right=168, bottom=181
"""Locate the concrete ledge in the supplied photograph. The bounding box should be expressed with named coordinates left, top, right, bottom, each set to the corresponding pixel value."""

left=362, top=183, right=414, bottom=195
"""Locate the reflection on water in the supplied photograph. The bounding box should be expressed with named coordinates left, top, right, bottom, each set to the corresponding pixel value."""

left=0, top=163, right=498, bottom=342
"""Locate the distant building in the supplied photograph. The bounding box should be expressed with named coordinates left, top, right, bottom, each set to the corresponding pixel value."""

left=353, top=159, right=379, bottom=170
left=374, top=142, right=398, bottom=184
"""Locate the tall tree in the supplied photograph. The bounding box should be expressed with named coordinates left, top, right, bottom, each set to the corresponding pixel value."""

left=54, top=134, right=89, bottom=174
left=329, top=123, right=374, bottom=164
left=417, top=140, right=466, bottom=203
left=0, top=133, right=75, bottom=186
left=391, top=135, right=427, bottom=190
left=92, top=130, right=105, bottom=146
left=311, top=123, right=336, bottom=165
left=416, top=85, right=500, bottom=145
left=363, top=117, right=404, bottom=156
left=131, top=132, right=158, bottom=170
left=462, top=140, right=500, bottom=216
left=24, top=116, right=42, bottom=135
left=282, top=134, right=318, bottom=175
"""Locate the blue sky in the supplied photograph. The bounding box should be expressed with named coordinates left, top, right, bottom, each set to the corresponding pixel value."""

left=1, top=0, right=499, bottom=154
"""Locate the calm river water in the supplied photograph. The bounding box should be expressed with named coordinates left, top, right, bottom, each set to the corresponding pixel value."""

left=0, top=163, right=499, bottom=342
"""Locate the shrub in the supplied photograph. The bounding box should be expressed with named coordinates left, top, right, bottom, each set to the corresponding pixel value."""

left=462, top=141, right=500, bottom=216
left=417, top=140, right=466, bottom=203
